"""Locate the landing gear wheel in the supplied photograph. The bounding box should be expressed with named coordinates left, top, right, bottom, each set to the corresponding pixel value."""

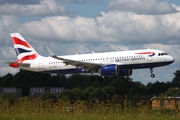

left=149, top=68, right=155, bottom=78
left=151, top=74, right=155, bottom=78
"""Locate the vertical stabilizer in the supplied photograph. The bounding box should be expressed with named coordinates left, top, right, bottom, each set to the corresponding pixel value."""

left=10, top=33, right=39, bottom=63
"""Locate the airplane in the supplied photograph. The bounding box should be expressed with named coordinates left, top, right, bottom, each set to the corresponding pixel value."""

left=7, top=33, right=175, bottom=78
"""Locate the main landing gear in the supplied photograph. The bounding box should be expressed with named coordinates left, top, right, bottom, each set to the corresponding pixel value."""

left=150, top=68, right=155, bottom=78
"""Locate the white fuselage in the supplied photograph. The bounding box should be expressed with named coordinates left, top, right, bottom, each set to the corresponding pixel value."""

left=19, top=49, right=174, bottom=75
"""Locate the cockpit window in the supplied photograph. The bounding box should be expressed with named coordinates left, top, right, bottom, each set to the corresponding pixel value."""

left=158, top=53, right=168, bottom=56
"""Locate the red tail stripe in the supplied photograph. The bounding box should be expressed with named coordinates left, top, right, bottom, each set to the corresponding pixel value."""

left=18, top=54, right=38, bottom=63
left=9, top=63, right=19, bottom=68
left=9, top=53, right=38, bottom=68
left=12, top=37, right=31, bottom=48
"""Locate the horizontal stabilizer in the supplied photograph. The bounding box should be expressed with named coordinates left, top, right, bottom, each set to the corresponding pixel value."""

left=6, top=61, right=30, bottom=68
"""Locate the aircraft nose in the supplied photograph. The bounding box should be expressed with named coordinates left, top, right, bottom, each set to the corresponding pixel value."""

left=172, top=57, right=175, bottom=62
left=168, top=55, right=175, bottom=63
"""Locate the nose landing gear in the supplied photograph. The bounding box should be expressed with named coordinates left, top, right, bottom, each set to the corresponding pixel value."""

left=150, top=68, right=155, bottom=78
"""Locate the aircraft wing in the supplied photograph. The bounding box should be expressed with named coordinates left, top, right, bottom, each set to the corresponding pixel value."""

left=46, top=46, right=103, bottom=73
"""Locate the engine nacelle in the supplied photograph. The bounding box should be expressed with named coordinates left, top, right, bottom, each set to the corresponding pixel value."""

left=98, top=64, right=132, bottom=76
left=118, top=69, right=132, bottom=76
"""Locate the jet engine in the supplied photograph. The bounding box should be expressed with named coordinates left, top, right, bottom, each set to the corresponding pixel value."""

left=98, top=64, right=132, bottom=76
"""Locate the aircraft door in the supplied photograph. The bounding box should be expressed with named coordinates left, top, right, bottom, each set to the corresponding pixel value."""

left=147, top=55, right=153, bottom=61
left=39, top=59, right=44, bottom=69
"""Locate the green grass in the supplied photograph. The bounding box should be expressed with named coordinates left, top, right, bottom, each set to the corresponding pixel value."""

left=0, top=98, right=180, bottom=120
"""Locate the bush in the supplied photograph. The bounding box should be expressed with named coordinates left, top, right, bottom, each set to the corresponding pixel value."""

left=82, top=87, right=95, bottom=100
left=0, top=94, right=16, bottom=104
left=40, top=92, right=57, bottom=102
left=71, top=88, right=83, bottom=100
left=58, top=90, right=76, bottom=101
left=102, top=86, right=115, bottom=99
left=89, top=88, right=106, bottom=101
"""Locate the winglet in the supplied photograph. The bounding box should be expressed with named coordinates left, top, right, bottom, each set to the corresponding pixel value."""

left=46, top=46, right=56, bottom=57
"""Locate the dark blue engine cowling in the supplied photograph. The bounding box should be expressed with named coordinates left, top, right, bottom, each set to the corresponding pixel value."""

left=76, top=68, right=88, bottom=73
left=118, top=69, right=132, bottom=76
left=99, top=64, right=132, bottom=76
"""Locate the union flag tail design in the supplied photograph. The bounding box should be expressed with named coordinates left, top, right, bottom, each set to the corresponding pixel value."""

left=8, top=33, right=39, bottom=68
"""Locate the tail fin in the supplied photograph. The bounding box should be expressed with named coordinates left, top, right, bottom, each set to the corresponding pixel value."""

left=10, top=33, right=39, bottom=63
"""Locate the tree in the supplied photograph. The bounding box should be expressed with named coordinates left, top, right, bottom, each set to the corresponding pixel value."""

left=10, top=70, right=66, bottom=96
left=110, top=77, right=132, bottom=96
left=0, top=73, right=13, bottom=87
left=126, top=94, right=141, bottom=107
left=64, top=74, right=90, bottom=89
left=89, top=88, right=106, bottom=101
left=102, top=86, right=115, bottom=99
left=171, top=70, right=180, bottom=87
left=82, top=87, right=95, bottom=100
left=146, top=82, right=154, bottom=94
left=129, top=81, right=146, bottom=95
left=40, top=92, right=57, bottom=102
left=59, top=90, right=76, bottom=101
left=145, top=81, right=169, bottom=95
left=71, top=88, right=83, bottom=100
left=11, top=70, right=52, bottom=96
left=164, top=87, right=180, bottom=97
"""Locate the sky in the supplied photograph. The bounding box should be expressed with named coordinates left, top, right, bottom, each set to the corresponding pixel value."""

left=0, top=0, right=180, bottom=84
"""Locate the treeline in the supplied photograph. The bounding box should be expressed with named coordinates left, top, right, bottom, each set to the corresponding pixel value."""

left=0, top=70, right=180, bottom=104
